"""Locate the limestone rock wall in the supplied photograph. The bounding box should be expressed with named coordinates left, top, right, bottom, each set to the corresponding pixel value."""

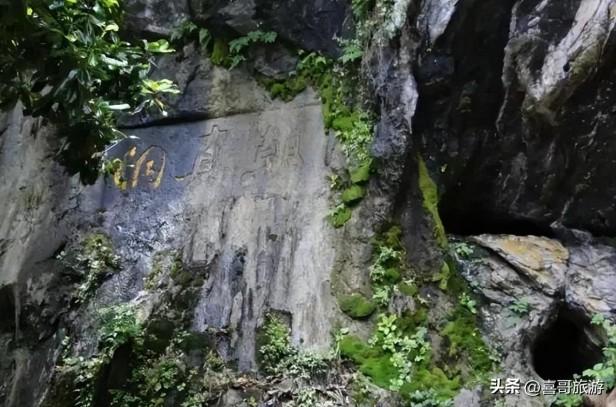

left=4, top=0, right=616, bottom=406
left=0, top=61, right=350, bottom=407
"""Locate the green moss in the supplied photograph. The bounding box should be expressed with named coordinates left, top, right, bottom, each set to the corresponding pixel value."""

left=380, top=225, right=403, bottom=249
left=169, top=255, right=192, bottom=287
left=400, top=367, right=461, bottom=401
left=263, top=52, right=374, bottom=225
left=341, top=184, right=366, bottom=204
left=144, top=252, right=167, bottom=290
left=398, top=281, right=418, bottom=297
left=329, top=205, right=352, bottom=228
left=210, top=38, right=228, bottom=66
left=339, top=336, right=399, bottom=388
left=58, top=233, right=120, bottom=304
left=397, top=307, right=429, bottom=333
left=417, top=156, right=448, bottom=248
left=261, top=74, right=309, bottom=101
left=339, top=294, right=377, bottom=319
left=441, top=304, right=494, bottom=377
left=332, top=114, right=356, bottom=131
left=433, top=262, right=451, bottom=291
left=350, top=161, right=372, bottom=183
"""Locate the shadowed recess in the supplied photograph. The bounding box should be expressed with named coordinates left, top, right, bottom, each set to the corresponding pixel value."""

left=531, top=306, right=603, bottom=380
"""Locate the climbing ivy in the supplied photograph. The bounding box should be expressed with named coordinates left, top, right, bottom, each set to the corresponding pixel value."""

left=0, top=0, right=178, bottom=182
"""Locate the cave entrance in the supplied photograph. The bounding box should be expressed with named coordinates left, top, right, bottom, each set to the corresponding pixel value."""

left=531, top=306, right=604, bottom=380
left=439, top=202, right=556, bottom=237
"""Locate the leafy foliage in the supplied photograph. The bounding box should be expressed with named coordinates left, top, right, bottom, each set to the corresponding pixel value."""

left=208, top=30, right=278, bottom=69
left=57, top=233, right=120, bottom=303
left=60, top=305, right=143, bottom=407
left=459, top=293, right=477, bottom=315
left=170, top=19, right=211, bottom=50
left=369, top=226, right=404, bottom=306
left=452, top=242, right=474, bottom=258
left=339, top=38, right=363, bottom=65
left=369, top=314, right=431, bottom=390
left=258, top=314, right=328, bottom=379
left=508, top=298, right=531, bottom=317
left=582, top=314, right=616, bottom=388
left=0, top=0, right=178, bottom=181
left=409, top=389, right=454, bottom=407
left=328, top=203, right=353, bottom=228
left=553, top=393, right=584, bottom=407
left=227, top=30, right=277, bottom=68
left=339, top=227, right=497, bottom=404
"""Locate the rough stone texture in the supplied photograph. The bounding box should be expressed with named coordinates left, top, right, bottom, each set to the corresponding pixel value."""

left=126, top=0, right=352, bottom=56
left=455, top=234, right=616, bottom=406
left=120, top=45, right=273, bottom=126
left=111, top=86, right=345, bottom=370
left=4, top=0, right=616, bottom=405
left=0, top=63, right=351, bottom=405
left=386, top=0, right=616, bottom=236
left=180, top=91, right=340, bottom=369
left=124, top=0, right=190, bottom=36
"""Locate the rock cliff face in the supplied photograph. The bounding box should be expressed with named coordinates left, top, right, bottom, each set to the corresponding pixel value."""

left=3, top=0, right=616, bottom=406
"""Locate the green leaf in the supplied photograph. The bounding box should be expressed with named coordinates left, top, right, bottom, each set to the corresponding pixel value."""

left=105, top=23, right=119, bottom=31
left=101, top=54, right=128, bottom=67
left=144, top=39, right=174, bottom=54
left=107, top=103, right=130, bottom=110
left=198, top=28, right=210, bottom=47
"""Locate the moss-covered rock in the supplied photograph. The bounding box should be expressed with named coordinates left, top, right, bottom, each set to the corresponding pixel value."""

left=339, top=335, right=399, bottom=388
left=350, top=161, right=372, bottom=183
left=329, top=205, right=352, bottom=228
left=417, top=156, right=448, bottom=248
left=341, top=185, right=366, bottom=204
left=339, top=294, right=377, bottom=319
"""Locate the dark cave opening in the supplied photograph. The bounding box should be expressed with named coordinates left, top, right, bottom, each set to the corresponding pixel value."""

left=439, top=205, right=556, bottom=237
left=531, top=307, right=604, bottom=381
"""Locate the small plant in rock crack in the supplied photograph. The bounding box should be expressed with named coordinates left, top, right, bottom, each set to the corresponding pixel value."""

left=372, top=286, right=392, bottom=307
left=581, top=314, right=616, bottom=388
left=328, top=203, right=353, bottom=228
left=553, top=393, right=584, bottom=407
left=333, top=327, right=350, bottom=358
left=509, top=298, right=531, bottom=317
left=227, top=30, right=277, bottom=68
left=339, top=38, right=363, bottom=65
left=459, top=293, right=477, bottom=315
left=61, top=305, right=143, bottom=407
left=369, top=314, right=431, bottom=391
left=57, top=233, right=121, bottom=303
left=170, top=19, right=211, bottom=50
left=258, top=314, right=328, bottom=379
left=409, top=389, right=454, bottom=407
left=452, top=242, right=474, bottom=259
